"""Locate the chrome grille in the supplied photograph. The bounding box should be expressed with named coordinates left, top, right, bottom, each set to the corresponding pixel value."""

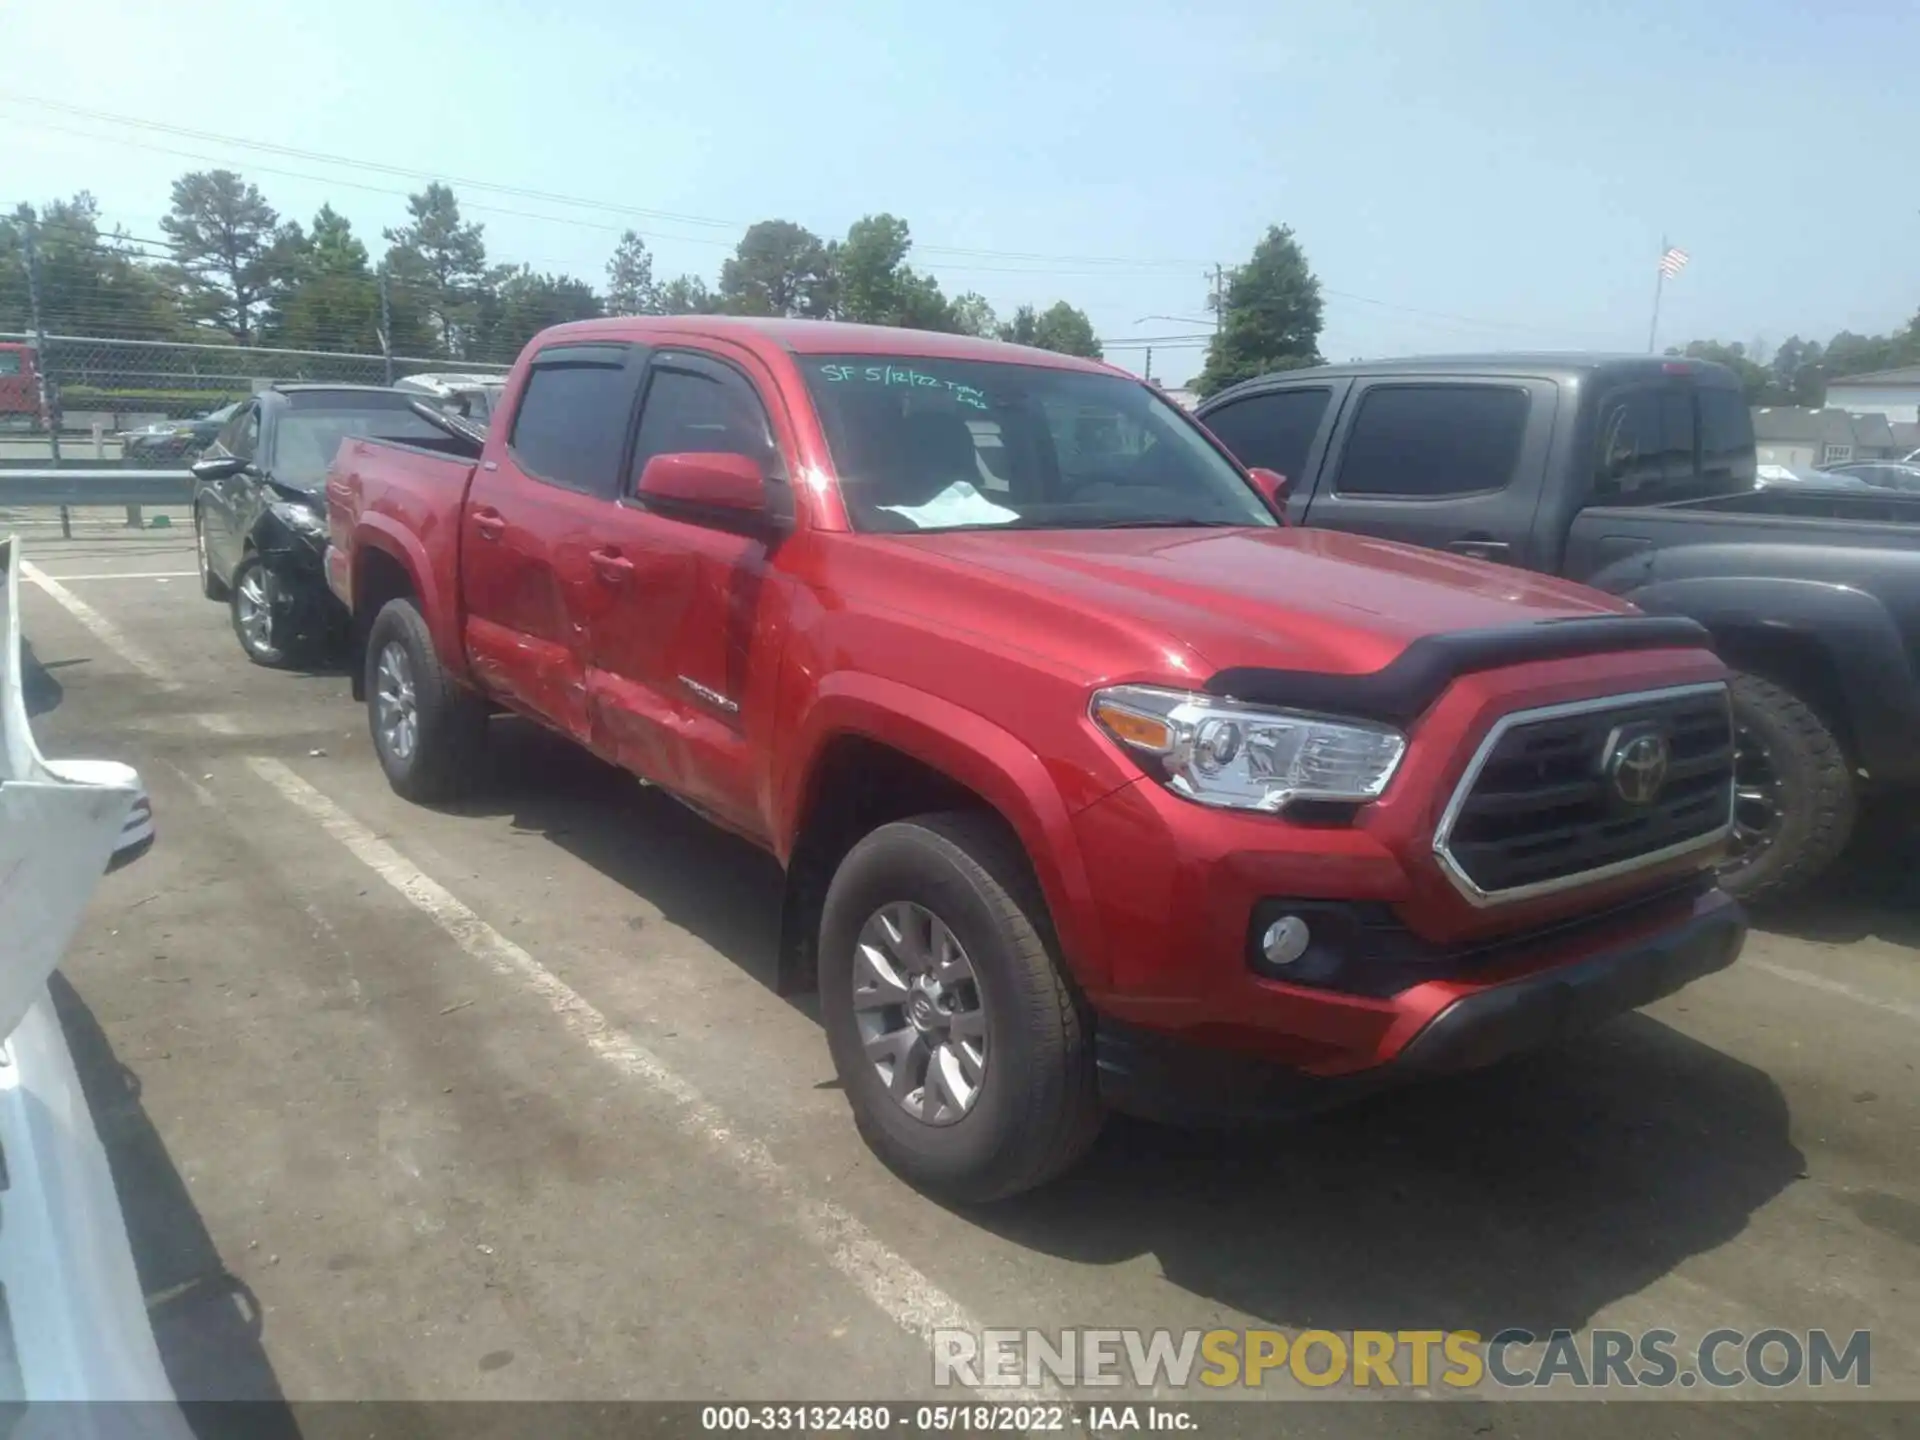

left=1434, top=683, right=1734, bottom=904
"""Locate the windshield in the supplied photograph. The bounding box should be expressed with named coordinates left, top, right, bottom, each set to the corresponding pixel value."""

left=800, top=355, right=1274, bottom=532
left=272, top=400, right=452, bottom=490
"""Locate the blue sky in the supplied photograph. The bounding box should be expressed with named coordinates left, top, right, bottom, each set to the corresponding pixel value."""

left=6, top=0, right=1915, bottom=384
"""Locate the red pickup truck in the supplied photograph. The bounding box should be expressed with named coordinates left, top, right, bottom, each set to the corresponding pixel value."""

left=325, top=317, right=1746, bottom=1201
left=0, top=343, right=50, bottom=430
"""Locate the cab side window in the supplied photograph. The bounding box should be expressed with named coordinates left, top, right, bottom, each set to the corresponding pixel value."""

left=630, top=356, right=780, bottom=487
left=509, top=350, right=640, bottom=498
left=1202, top=388, right=1332, bottom=481
left=1333, top=384, right=1529, bottom=498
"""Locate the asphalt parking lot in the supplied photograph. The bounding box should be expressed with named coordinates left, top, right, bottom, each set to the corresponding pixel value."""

left=14, top=516, right=1920, bottom=1432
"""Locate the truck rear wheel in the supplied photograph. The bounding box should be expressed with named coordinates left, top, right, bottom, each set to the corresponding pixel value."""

left=365, top=598, right=487, bottom=803
left=818, top=813, right=1103, bottom=1203
left=1720, top=672, right=1856, bottom=905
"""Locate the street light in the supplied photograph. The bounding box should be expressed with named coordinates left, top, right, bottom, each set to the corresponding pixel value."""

left=1134, top=314, right=1213, bottom=327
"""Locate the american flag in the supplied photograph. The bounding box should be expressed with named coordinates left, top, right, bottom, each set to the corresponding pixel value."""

left=1658, top=245, right=1690, bottom=279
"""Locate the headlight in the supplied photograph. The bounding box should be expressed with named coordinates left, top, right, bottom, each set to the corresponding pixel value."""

left=1091, top=684, right=1406, bottom=812
left=268, top=501, right=327, bottom=539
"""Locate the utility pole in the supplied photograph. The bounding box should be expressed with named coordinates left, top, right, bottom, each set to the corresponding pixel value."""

left=378, top=265, right=395, bottom=384
left=1211, top=264, right=1226, bottom=333
left=1143, top=346, right=1153, bottom=383
left=20, top=206, right=70, bottom=539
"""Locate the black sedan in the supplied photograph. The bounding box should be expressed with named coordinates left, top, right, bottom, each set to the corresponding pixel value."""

left=191, top=385, right=452, bottom=667
left=120, top=401, right=242, bottom=463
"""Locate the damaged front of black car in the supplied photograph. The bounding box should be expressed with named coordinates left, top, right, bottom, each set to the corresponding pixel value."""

left=195, top=387, right=465, bottom=668
left=234, top=475, right=345, bottom=667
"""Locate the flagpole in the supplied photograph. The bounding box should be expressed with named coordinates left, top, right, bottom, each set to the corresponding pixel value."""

left=1647, top=235, right=1667, bottom=354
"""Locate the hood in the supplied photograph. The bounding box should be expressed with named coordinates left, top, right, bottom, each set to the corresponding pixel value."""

left=899, top=525, right=1635, bottom=678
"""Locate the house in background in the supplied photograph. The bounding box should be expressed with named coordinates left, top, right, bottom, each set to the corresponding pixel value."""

left=1750, top=407, right=1901, bottom=470
left=1823, top=366, right=1920, bottom=424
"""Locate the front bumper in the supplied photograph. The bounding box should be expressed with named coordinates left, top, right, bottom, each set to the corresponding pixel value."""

left=252, top=509, right=345, bottom=643
left=1094, top=889, right=1745, bottom=1127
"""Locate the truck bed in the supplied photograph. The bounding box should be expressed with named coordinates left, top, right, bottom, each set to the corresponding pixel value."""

left=1568, top=486, right=1920, bottom=571
left=1687, top=485, right=1920, bottom=526
left=323, top=434, right=479, bottom=657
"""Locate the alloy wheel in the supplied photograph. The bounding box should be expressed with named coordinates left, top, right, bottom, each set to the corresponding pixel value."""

left=1723, top=721, right=1784, bottom=871
left=852, top=901, right=989, bottom=1126
left=235, top=567, right=276, bottom=655
left=375, top=640, right=419, bottom=764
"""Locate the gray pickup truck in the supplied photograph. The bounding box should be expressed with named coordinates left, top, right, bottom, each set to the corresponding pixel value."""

left=1197, top=353, right=1920, bottom=904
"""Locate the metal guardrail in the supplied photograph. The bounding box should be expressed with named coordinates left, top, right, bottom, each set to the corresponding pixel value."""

left=0, top=468, right=193, bottom=508
left=0, top=457, right=145, bottom=471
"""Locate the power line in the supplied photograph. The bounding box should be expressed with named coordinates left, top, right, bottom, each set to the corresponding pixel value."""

left=18, top=115, right=1201, bottom=283
left=12, top=135, right=1594, bottom=350
left=11, top=101, right=1586, bottom=341
left=0, top=93, right=1213, bottom=274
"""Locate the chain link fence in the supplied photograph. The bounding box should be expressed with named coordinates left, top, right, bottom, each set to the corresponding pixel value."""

left=0, top=332, right=508, bottom=432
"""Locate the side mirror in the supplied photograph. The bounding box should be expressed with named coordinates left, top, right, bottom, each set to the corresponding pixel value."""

left=191, top=455, right=246, bottom=482
left=1247, top=466, right=1291, bottom=509
left=636, top=452, right=768, bottom=521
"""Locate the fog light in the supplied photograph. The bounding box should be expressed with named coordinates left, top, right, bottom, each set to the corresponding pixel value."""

left=1261, top=915, right=1311, bottom=967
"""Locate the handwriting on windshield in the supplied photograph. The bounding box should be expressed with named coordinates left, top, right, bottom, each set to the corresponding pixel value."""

left=816, top=363, right=989, bottom=410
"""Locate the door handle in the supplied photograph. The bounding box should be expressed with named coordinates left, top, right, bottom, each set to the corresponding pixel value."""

left=472, top=508, right=506, bottom=540
left=1448, top=538, right=1512, bottom=561
left=590, top=549, right=634, bottom=584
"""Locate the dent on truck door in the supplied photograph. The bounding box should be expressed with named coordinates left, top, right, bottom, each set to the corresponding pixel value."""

left=575, top=349, right=787, bottom=840
left=460, top=344, right=642, bottom=743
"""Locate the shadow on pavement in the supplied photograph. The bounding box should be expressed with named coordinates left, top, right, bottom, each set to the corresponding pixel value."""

left=1751, top=805, right=1920, bottom=950
left=966, top=1013, right=1803, bottom=1336
left=19, top=636, right=70, bottom=718
left=453, top=720, right=789, bottom=995
left=49, top=974, right=298, bottom=1429
left=456, top=725, right=1805, bottom=1338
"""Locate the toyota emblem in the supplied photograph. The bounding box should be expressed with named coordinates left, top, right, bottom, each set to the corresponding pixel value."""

left=1605, top=726, right=1671, bottom=807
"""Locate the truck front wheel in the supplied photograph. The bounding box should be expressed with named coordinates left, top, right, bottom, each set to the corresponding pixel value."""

left=819, top=813, right=1103, bottom=1203
left=365, top=598, right=487, bottom=804
left=1720, top=672, right=1857, bottom=905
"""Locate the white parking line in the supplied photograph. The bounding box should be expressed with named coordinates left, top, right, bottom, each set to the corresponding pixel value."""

left=32, top=571, right=197, bottom=582
left=19, top=561, right=180, bottom=692
left=242, top=755, right=1054, bottom=1407
left=1746, top=957, right=1920, bottom=1024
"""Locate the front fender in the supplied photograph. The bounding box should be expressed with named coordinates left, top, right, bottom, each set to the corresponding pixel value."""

left=781, top=673, right=1109, bottom=989
left=1625, top=575, right=1920, bottom=781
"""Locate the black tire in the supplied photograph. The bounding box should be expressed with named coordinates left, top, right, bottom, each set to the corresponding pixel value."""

left=365, top=597, right=487, bottom=803
left=196, top=510, right=228, bottom=601
left=229, top=554, right=292, bottom=667
left=819, top=813, right=1103, bottom=1203
left=1720, top=672, right=1857, bottom=905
